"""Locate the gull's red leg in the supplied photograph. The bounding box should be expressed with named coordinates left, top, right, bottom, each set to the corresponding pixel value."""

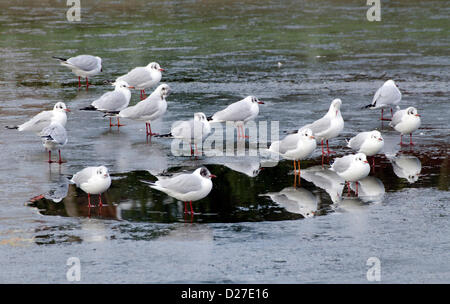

left=98, top=194, right=103, bottom=207
left=147, top=122, right=158, bottom=136
left=189, top=201, right=194, bottom=215
left=184, top=201, right=187, bottom=214
left=381, top=108, right=391, bottom=121
left=293, top=160, right=297, bottom=175
left=109, top=117, right=113, bottom=127
left=409, top=133, right=415, bottom=146
left=326, top=140, right=335, bottom=154
left=47, top=150, right=53, bottom=163
left=140, top=90, right=143, bottom=100
left=347, top=182, right=350, bottom=197
left=88, top=193, right=92, bottom=208
left=86, top=77, right=89, bottom=90
left=57, top=149, right=65, bottom=164
left=355, top=182, right=359, bottom=196
left=142, top=89, right=146, bottom=99
left=78, top=76, right=81, bottom=88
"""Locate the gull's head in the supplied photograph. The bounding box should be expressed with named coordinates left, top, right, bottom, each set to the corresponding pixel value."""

left=370, top=130, right=383, bottom=142
left=197, top=167, right=217, bottom=179
left=115, top=80, right=134, bottom=90
left=299, top=128, right=315, bottom=140
left=148, top=62, right=164, bottom=72
left=406, top=107, right=420, bottom=117
left=96, top=166, right=109, bottom=179
left=329, top=98, right=342, bottom=115
left=244, top=96, right=264, bottom=104
left=54, top=102, right=70, bottom=113
left=157, top=83, right=171, bottom=99
left=385, top=79, right=396, bottom=86
left=194, top=112, right=208, bottom=122
left=354, top=153, right=369, bottom=165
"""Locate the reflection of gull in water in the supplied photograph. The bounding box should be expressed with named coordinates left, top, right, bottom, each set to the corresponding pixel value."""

left=260, top=187, right=318, bottom=218
left=30, top=178, right=69, bottom=203
left=80, top=218, right=107, bottom=242
left=334, top=196, right=368, bottom=213
left=390, top=154, right=421, bottom=184
left=223, top=159, right=262, bottom=177
left=350, top=176, right=385, bottom=203
left=301, top=165, right=345, bottom=204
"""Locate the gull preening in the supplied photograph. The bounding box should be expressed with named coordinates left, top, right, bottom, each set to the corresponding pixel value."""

left=53, top=55, right=102, bottom=88
left=389, top=106, right=421, bottom=146
left=115, top=62, right=164, bottom=100
left=145, top=167, right=216, bottom=215
left=81, top=80, right=134, bottom=127
left=208, top=96, right=264, bottom=139
left=158, top=112, right=211, bottom=155
left=347, top=130, right=384, bottom=168
left=40, top=121, right=68, bottom=164
left=268, top=128, right=316, bottom=185
left=70, top=166, right=112, bottom=208
left=330, top=153, right=370, bottom=196
left=117, top=84, right=171, bottom=136
left=364, top=79, right=402, bottom=121
left=6, top=102, right=70, bottom=133
left=302, top=98, right=344, bottom=156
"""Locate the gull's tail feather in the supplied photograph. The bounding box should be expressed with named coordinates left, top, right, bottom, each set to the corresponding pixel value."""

left=103, top=112, right=120, bottom=117
left=52, top=56, right=67, bottom=62
left=80, top=105, right=97, bottom=111
left=207, top=115, right=213, bottom=121
left=5, top=125, right=18, bottom=129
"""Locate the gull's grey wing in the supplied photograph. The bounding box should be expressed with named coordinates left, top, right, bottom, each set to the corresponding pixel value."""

left=156, top=173, right=202, bottom=194
left=41, top=123, right=67, bottom=145
left=213, top=100, right=252, bottom=122
left=119, top=96, right=160, bottom=119
left=390, top=109, right=406, bottom=127
left=67, top=55, right=99, bottom=72
left=331, top=155, right=353, bottom=173
left=71, top=167, right=97, bottom=186
left=348, top=132, right=369, bottom=150
left=116, top=67, right=151, bottom=87
left=18, top=110, right=53, bottom=132
left=278, top=133, right=300, bottom=154
left=92, top=90, right=128, bottom=112
left=171, top=120, right=205, bottom=140
left=303, top=116, right=331, bottom=136
left=372, top=83, right=401, bottom=106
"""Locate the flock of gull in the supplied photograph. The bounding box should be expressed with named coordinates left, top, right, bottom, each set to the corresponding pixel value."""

left=9, top=54, right=422, bottom=216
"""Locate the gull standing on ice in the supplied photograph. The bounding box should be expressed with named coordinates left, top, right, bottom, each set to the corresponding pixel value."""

left=115, top=62, right=164, bottom=100
left=117, top=84, right=170, bottom=136
left=40, top=121, right=68, bottom=164
left=80, top=80, right=134, bottom=127
left=330, top=153, right=370, bottom=196
left=363, top=79, right=401, bottom=121
left=53, top=55, right=102, bottom=88
left=302, top=98, right=344, bottom=156
left=389, top=106, right=421, bottom=146
left=268, top=128, right=316, bottom=185
left=347, top=130, right=384, bottom=168
left=208, top=96, right=264, bottom=139
left=145, top=167, right=216, bottom=215
left=6, top=102, right=70, bottom=133
left=157, top=112, right=211, bottom=156
left=70, top=166, right=111, bottom=208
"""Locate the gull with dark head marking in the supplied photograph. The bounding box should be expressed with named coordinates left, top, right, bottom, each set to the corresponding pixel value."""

left=330, top=153, right=370, bottom=196
left=40, top=121, right=68, bottom=164
left=389, top=106, right=421, bottom=146
left=144, top=167, right=216, bottom=215
left=208, top=96, right=264, bottom=139
left=53, top=55, right=102, bottom=88
left=80, top=80, right=134, bottom=127
left=301, top=98, right=344, bottom=156
left=363, top=79, right=401, bottom=121
left=347, top=130, right=384, bottom=168
left=117, top=84, right=170, bottom=136
left=70, top=166, right=111, bottom=208
left=6, top=102, right=70, bottom=133
left=115, top=62, right=164, bottom=100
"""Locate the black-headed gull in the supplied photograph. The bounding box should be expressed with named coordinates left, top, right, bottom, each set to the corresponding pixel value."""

left=70, top=166, right=111, bottom=208
left=40, top=121, right=68, bottom=164
left=6, top=102, right=70, bottom=133
left=330, top=153, right=370, bottom=196
left=115, top=62, right=164, bottom=100
left=208, top=96, right=264, bottom=139
left=81, top=80, right=134, bottom=127
left=117, top=84, right=170, bottom=136
left=302, top=98, right=344, bottom=156
left=347, top=130, right=384, bottom=168
left=364, top=79, right=401, bottom=121
left=53, top=55, right=102, bottom=88
left=261, top=187, right=318, bottom=218
left=268, top=128, right=316, bottom=184
left=389, top=106, right=421, bottom=146
left=145, top=167, right=216, bottom=215
left=158, top=112, right=211, bottom=155
left=390, top=155, right=421, bottom=184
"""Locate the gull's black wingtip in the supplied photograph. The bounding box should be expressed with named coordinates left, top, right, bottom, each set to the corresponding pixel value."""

left=52, top=56, right=67, bottom=61
left=79, top=105, right=97, bottom=111
left=5, top=125, right=18, bottom=129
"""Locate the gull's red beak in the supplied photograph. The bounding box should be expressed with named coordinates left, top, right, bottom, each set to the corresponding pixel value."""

left=128, top=86, right=135, bottom=89
left=209, top=174, right=217, bottom=178
left=258, top=101, right=264, bottom=104
left=65, top=109, right=71, bottom=112
left=310, top=136, right=315, bottom=139
left=159, top=68, right=165, bottom=71
left=364, top=161, right=369, bottom=163
left=415, top=114, right=421, bottom=117
left=378, top=138, right=383, bottom=141
left=104, top=174, right=108, bottom=177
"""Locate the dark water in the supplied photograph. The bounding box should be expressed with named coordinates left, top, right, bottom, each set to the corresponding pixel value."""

left=0, top=0, right=449, bottom=283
